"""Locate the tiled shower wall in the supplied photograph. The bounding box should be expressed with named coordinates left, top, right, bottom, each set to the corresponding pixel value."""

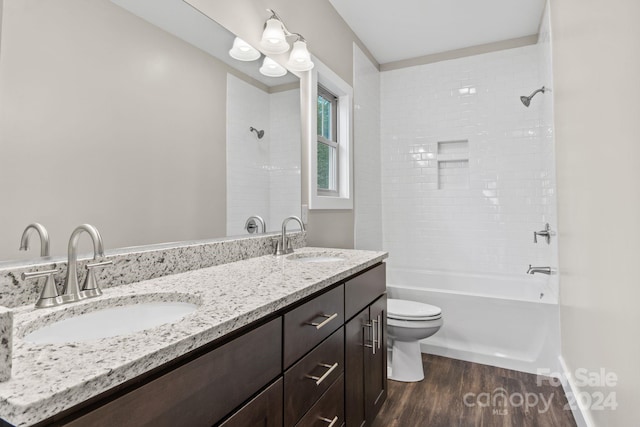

left=226, top=75, right=300, bottom=236
left=269, top=89, right=302, bottom=231
left=354, top=44, right=383, bottom=251
left=380, top=41, right=557, bottom=277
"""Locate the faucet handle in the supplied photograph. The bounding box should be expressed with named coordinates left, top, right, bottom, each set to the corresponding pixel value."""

left=533, top=223, right=553, bottom=244
left=22, top=268, right=63, bottom=308
left=82, top=260, right=113, bottom=297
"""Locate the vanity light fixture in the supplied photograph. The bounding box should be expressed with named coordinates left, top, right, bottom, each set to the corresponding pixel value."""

left=228, top=37, right=261, bottom=61
left=260, top=57, right=287, bottom=77
left=259, top=9, right=314, bottom=72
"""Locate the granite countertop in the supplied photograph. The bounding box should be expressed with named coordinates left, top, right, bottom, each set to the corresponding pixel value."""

left=0, top=247, right=387, bottom=427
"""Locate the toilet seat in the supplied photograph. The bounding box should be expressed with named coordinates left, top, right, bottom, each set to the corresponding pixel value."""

left=387, top=298, right=442, bottom=321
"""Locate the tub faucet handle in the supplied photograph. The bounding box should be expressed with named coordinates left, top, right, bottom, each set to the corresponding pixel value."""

left=533, top=223, right=553, bottom=244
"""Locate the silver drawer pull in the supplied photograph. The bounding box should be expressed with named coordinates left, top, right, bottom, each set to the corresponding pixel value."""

left=319, top=416, right=339, bottom=427
left=308, top=313, right=338, bottom=330
left=377, top=314, right=382, bottom=349
left=305, top=362, right=339, bottom=385
left=364, top=321, right=374, bottom=350
left=371, top=318, right=378, bottom=355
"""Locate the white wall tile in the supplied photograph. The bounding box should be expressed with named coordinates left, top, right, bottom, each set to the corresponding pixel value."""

left=380, top=44, right=558, bottom=280
left=226, top=75, right=301, bottom=235
left=353, top=44, right=383, bottom=251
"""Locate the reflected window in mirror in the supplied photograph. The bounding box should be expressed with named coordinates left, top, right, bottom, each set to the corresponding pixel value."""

left=317, top=85, right=339, bottom=196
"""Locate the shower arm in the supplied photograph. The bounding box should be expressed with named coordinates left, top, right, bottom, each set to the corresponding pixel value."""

left=527, top=87, right=546, bottom=98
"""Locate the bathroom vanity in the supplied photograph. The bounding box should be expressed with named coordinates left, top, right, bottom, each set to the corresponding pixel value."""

left=0, top=247, right=387, bottom=427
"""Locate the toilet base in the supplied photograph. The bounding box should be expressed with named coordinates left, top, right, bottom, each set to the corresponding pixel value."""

left=389, top=339, right=424, bottom=382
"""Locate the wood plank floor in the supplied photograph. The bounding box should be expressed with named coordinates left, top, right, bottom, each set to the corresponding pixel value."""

left=371, top=354, right=577, bottom=427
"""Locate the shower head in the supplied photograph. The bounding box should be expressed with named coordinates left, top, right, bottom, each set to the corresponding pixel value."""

left=520, top=86, right=546, bottom=107
left=250, top=126, right=265, bottom=139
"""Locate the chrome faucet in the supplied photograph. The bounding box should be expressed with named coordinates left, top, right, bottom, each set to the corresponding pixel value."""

left=19, top=223, right=51, bottom=257
left=61, top=224, right=112, bottom=303
left=527, top=265, right=554, bottom=275
left=19, top=223, right=63, bottom=308
left=245, top=215, right=266, bottom=234
left=275, top=216, right=305, bottom=256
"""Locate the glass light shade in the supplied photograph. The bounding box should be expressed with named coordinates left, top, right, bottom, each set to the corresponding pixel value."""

left=259, top=57, right=287, bottom=77
left=286, top=40, right=314, bottom=71
left=228, top=37, right=260, bottom=61
left=260, top=18, right=289, bottom=54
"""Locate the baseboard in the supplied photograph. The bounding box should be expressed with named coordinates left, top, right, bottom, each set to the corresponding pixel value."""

left=558, top=356, right=596, bottom=427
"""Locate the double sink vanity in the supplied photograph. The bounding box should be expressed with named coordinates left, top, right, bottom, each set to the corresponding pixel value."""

left=0, top=237, right=388, bottom=427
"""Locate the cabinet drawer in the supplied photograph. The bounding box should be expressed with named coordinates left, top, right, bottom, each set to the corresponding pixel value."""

left=219, top=378, right=283, bottom=427
left=296, top=374, right=345, bottom=427
left=345, top=263, right=386, bottom=320
left=63, top=317, right=282, bottom=427
left=284, top=327, right=344, bottom=426
left=284, top=285, right=344, bottom=368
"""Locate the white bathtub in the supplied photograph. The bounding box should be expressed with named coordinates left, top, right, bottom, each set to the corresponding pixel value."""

left=387, top=268, right=560, bottom=374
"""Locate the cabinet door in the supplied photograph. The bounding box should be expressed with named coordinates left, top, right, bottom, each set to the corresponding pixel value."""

left=219, top=378, right=283, bottom=427
left=61, top=318, right=282, bottom=427
left=345, top=308, right=369, bottom=427
left=365, top=295, right=387, bottom=423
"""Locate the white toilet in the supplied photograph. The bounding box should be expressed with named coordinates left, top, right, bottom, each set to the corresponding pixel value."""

left=387, top=298, right=443, bottom=382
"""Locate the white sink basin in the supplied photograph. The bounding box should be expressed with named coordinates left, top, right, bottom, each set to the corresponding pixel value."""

left=23, top=301, right=198, bottom=344
left=287, top=253, right=346, bottom=263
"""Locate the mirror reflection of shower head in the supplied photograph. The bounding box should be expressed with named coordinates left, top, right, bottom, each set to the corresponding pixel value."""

left=520, top=86, right=546, bottom=107
left=250, top=126, right=265, bottom=139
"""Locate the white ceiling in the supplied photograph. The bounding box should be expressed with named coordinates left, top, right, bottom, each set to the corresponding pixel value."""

left=329, top=0, right=547, bottom=64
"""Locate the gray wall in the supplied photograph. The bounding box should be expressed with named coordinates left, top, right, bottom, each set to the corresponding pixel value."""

left=552, top=0, right=640, bottom=424
left=0, top=0, right=226, bottom=258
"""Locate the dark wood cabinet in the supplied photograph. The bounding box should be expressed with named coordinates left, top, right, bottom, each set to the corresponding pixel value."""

left=345, top=308, right=369, bottom=427
left=295, top=374, right=345, bottom=427
left=284, top=327, right=344, bottom=426
left=365, top=295, right=387, bottom=422
left=345, top=264, right=386, bottom=320
left=38, top=262, right=386, bottom=427
left=284, top=284, right=344, bottom=368
left=345, top=264, right=387, bottom=427
left=219, top=378, right=283, bottom=427
left=60, top=317, right=282, bottom=427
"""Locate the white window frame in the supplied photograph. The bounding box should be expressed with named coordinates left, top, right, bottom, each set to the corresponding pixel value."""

left=317, top=85, right=339, bottom=196
left=307, top=56, right=353, bottom=210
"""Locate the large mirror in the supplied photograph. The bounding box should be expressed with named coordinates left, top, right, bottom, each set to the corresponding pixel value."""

left=0, top=0, right=301, bottom=262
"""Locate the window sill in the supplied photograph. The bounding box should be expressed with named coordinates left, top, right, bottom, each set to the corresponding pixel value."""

left=310, top=194, right=353, bottom=210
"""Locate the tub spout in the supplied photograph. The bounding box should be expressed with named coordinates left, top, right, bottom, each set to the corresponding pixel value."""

left=527, top=265, right=554, bottom=275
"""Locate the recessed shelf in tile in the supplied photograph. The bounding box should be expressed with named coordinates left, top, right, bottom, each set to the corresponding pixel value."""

left=438, top=160, right=469, bottom=189
left=437, top=140, right=469, bottom=155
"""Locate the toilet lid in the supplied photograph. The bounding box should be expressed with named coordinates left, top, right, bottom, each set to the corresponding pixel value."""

left=387, top=299, right=442, bottom=320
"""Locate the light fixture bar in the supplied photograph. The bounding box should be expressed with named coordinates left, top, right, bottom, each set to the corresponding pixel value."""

left=260, top=9, right=314, bottom=71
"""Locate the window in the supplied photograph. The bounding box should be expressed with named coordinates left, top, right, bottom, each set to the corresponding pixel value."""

left=317, top=85, right=338, bottom=195
left=307, top=57, right=353, bottom=210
